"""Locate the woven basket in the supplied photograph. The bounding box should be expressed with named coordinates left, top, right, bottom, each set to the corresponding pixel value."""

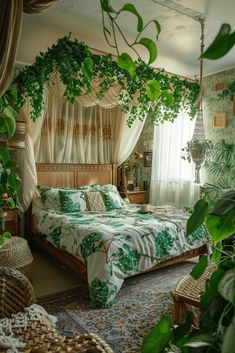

left=0, top=307, right=114, bottom=353
left=0, top=236, right=33, bottom=279
left=0, top=267, right=35, bottom=318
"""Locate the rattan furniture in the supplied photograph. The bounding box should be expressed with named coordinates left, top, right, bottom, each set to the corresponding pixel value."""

left=0, top=267, right=35, bottom=318
left=0, top=267, right=114, bottom=353
left=0, top=236, right=33, bottom=279
left=172, top=264, right=216, bottom=326
left=0, top=300, right=114, bottom=353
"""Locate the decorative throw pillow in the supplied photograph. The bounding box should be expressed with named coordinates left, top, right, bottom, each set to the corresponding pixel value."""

left=101, top=184, right=119, bottom=195
left=103, top=191, right=123, bottom=210
left=85, top=191, right=106, bottom=212
left=59, top=190, right=87, bottom=213
left=37, top=186, right=61, bottom=211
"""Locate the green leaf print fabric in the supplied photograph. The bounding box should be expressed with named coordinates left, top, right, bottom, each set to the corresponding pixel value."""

left=104, top=191, right=123, bottom=210
left=35, top=204, right=207, bottom=308
left=59, top=190, right=86, bottom=213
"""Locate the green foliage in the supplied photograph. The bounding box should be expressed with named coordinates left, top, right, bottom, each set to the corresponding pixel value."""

left=0, top=231, right=11, bottom=248
left=142, top=315, right=172, bottom=353
left=190, top=254, right=208, bottom=279
left=202, top=23, right=235, bottom=60
left=182, top=139, right=213, bottom=163
left=10, top=35, right=199, bottom=127
left=142, top=190, right=235, bottom=353
left=203, top=140, right=235, bottom=195
left=0, top=89, right=18, bottom=137
left=0, top=146, right=21, bottom=212
left=217, top=80, right=235, bottom=100
left=100, top=0, right=160, bottom=66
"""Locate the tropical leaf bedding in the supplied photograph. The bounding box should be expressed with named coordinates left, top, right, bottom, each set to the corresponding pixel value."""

left=33, top=199, right=206, bottom=308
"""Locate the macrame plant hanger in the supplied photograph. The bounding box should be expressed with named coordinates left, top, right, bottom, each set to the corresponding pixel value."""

left=190, top=18, right=206, bottom=184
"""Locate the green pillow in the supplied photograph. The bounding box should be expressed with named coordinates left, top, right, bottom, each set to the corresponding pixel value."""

left=104, top=191, right=123, bottom=211
left=59, top=190, right=87, bottom=213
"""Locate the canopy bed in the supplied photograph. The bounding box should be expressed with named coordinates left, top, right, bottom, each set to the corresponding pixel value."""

left=15, top=41, right=205, bottom=309
left=25, top=162, right=207, bottom=308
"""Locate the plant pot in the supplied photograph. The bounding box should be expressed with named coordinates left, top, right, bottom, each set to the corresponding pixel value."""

left=190, top=147, right=206, bottom=163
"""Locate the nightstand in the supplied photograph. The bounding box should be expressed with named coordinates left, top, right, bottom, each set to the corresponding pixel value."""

left=120, top=191, right=147, bottom=204
left=4, top=209, right=19, bottom=236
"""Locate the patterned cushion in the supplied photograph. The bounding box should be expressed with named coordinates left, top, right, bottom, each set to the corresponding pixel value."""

left=85, top=191, right=107, bottom=212
left=37, top=186, right=61, bottom=211
left=101, top=184, right=119, bottom=195
left=59, top=190, right=87, bottom=213
left=103, top=191, right=123, bottom=210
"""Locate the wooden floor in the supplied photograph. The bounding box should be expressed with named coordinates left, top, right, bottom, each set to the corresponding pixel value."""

left=31, top=249, right=80, bottom=297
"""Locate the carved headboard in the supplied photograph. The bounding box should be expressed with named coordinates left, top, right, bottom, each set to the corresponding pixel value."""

left=36, top=163, right=117, bottom=188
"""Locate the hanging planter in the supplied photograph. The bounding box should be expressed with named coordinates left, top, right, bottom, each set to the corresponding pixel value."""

left=182, top=139, right=213, bottom=184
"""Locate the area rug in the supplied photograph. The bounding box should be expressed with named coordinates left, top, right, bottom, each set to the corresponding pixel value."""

left=37, top=261, right=196, bottom=353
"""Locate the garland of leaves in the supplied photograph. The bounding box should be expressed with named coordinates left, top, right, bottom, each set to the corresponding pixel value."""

left=13, top=35, right=199, bottom=126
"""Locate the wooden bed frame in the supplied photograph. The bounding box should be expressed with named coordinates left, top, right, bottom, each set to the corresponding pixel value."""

left=26, top=163, right=207, bottom=285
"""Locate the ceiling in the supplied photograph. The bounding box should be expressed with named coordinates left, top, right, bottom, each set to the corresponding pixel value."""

left=16, top=0, right=235, bottom=79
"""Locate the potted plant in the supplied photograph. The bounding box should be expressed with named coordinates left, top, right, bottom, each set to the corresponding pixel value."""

left=0, top=89, right=21, bottom=247
left=203, top=139, right=235, bottom=200
left=142, top=189, right=235, bottom=353
left=182, top=139, right=213, bottom=183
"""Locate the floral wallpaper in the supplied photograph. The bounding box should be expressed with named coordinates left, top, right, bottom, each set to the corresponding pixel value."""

left=203, top=67, right=235, bottom=142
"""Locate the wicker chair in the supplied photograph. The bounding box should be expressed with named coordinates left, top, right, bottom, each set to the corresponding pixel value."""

left=0, top=266, right=35, bottom=318
left=172, top=264, right=216, bottom=327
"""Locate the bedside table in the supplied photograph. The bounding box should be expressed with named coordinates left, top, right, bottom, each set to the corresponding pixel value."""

left=120, top=191, right=147, bottom=204
left=4, top=209, right=19, bottom=236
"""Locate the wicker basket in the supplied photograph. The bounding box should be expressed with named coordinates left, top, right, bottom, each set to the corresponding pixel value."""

left=172, top=264, right=216, bottom=326
left=0, top=267, right=35, bottom=318
left=0, top=236, right=33, bottom=279
left=0, top=306, right=114, bottom=353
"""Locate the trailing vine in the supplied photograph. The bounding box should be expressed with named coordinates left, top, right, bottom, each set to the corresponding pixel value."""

left=217, top=80, right=235, bottom=101
left=13, top=35, right=199, bottom=126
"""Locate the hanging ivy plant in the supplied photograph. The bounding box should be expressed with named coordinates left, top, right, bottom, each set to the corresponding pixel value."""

left=13, top=35, right=199, bottom=126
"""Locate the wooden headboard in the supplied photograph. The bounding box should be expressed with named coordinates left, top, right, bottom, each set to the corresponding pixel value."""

left=36, top=163, right=117, bottom=188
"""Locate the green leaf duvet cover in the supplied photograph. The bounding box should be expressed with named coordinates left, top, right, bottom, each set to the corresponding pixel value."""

left=35, top=204, right=206, bottom=308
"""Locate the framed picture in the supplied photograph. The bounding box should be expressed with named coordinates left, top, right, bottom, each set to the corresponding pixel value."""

left=143, top=151, right=152, bottom=167
left=143, top=139, right=153, bottom=151
left=212, top=113, right=227, bottom=129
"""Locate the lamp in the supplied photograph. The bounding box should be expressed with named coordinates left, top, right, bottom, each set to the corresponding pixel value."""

left=188, top=18, right=208, bottom=184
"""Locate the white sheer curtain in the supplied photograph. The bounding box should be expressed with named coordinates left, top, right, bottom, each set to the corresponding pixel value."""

left=150, top=111, right=200, bottom=208
left=17, top=73, right=147, bottom=211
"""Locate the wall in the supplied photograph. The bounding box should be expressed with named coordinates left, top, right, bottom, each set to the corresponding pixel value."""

left=204, top=67, right=235, bottom=142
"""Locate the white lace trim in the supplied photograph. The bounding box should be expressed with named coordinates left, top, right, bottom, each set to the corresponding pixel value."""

left=0, top=304, right=57, bottom=352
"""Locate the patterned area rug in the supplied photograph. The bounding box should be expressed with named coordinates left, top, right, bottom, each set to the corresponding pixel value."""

left=37, top=261, right=195, bottom=353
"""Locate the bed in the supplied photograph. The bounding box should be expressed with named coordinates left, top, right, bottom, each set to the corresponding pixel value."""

left=26, top=163, right=208, bottom=308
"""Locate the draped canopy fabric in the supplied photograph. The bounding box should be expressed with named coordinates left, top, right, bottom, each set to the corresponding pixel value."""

left=17, top=75, right=147, bottom=211
left=0, top=0, right=58, bottom=96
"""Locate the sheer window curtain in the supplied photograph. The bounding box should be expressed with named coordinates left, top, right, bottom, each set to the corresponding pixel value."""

left=150, top=111, right=200, bottom=208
